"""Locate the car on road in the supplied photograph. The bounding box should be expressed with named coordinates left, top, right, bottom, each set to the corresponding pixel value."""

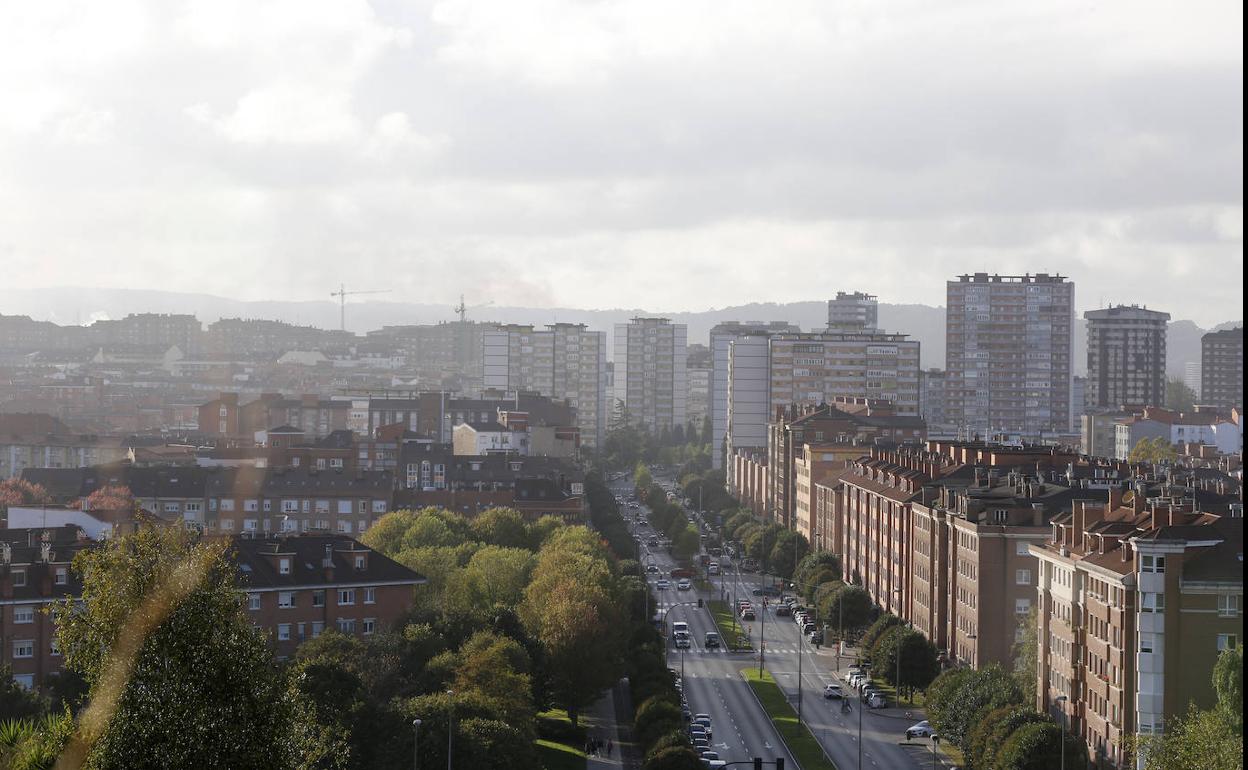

left=866, top=693, right=888, bottom=709
left=775, top=604, right=791, bottom=616
left=740, top=608, right=756, bottom=621
left=674, top=636, right=691, bottom=650
left=656, top=578, right=670, bottom=590
left=700, top=750, right=720, bottom=762
left=801, top=622, right=817, bottom=635
left=704, top=632, right=720, bottom=648
left=647, top=538, right=659, bottom=546
left=823, top=684, right=844, bottom=699
left=905, top=721, right=936, bottom=739
left=691, top=737, right=710, bottom=750
left=645, top=564, right=659, bottom=574
left=677, top=579, right=693, bottom=591
left=809, top=630, right=824, bottom=645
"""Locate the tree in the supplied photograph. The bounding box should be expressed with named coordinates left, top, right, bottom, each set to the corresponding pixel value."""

left=452, top=631, right=535, bottom=729
left=1011, top=605, right=1039, bottom=705
left=671, top=526, right=700, bottom=561
left=644, top=745, right=705, bottom=770
left=859, top=614, right=903, bottom=654
left=965, top=705, right=1048, bottom=770
left=0, top=667, right=46, bottom=722
left=0, top=711, right=74, bottom=770
left=768, top=529, right=809, bottom=580
left=869, top=628, right=941, bottom=698
left=634, top=464, right=653, bottom=494
left=793, top=552, right=842, bottom=598
left=1137, top=703, right=1243, bottom=770
left=78, top=483, right=135, bottom=513
left=634, top=696, right=684, bottom=750
left=1165, top=377, right=1197, bottom=412
left=448, top=546, right=535, bottom=611
left=1129, top=436, right=1177, bottom=464
left=470, top=507, right=530, bottom=549
left=0, top=479, right=51, bottom=518
left=1212, top=643, right=1243, bottom=733
left=52, top=526, right=306, bottom=769
left=926, top=664, right=1024, bottom=752
left=821, top=585, right=877, bottom=640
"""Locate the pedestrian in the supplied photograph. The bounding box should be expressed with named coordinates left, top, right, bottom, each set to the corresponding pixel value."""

left=606, top=738, right=613, bottom=756
left=585, top=738, right=594, bottom=756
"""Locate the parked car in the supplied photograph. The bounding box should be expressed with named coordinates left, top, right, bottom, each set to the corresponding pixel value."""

left=905, top=721, right=936, bottom=739
left=809, top=630, right=824, bottom=645
left=823, top=684, right=844, bottom=699
left=775, top=604, right=792, bottom=617
left=700, top=751, right=721, bottom=762
left=740, top=608, right=756, bottom=621
left=801, top=622, right=817, bottom=635
left=866, top=693, right=888, bottom=709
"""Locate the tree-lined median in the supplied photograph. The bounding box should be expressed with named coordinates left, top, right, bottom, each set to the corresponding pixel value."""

left=707, top=600, right=753, bottom=651
left=741, top=668, right=838, bottom=770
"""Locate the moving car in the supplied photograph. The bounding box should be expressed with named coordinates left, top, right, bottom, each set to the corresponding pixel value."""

left=674, top=635, right=691, bottom=650
left=823, top=684, right=844, bottom=699
left=677, top=579, right=693, bottom=591
left=906, top=721, right=936, bottom=739
left=774, top=604, right=791, bottom=617
left=704, top=632, right=720, bottom=649
left=740, top=608, right=756, bottom=621
left=645, top=564, right=659, bottom=574
left=866, top=693, right=888, bottom=709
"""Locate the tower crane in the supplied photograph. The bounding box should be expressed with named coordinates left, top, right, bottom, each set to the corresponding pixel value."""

left=452, top=294, right=494, bottom=323
left=330, top=284, right=391, bottom=331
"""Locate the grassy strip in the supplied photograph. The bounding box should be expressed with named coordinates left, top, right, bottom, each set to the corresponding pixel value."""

left=742, top=668, right=838, bottom=770
left=535, top=740, right=587, bottom=770
left=707, top=599, right=753, bottom=651
left=535, top=709, right=587, bottom=770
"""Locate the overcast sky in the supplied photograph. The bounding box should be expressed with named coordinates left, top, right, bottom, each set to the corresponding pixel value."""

left=1, top=0, right=1242, bottom=324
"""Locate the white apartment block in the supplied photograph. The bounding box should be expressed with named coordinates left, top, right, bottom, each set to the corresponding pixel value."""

left=482, top=323, right=607, bottom=448
left=710, top=321, right=799, bottom=468
left=613, top=318, right=687, bottom=434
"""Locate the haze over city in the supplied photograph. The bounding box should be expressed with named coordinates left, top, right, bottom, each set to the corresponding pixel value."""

left=1, top=0, right=1243, bottom=324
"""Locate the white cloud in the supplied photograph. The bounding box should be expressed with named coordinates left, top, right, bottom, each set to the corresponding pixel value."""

left=0, top=0, right=1240, bottom=327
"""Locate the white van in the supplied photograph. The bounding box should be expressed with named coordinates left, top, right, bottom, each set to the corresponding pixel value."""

left=672, top=621, right=690, bottom=637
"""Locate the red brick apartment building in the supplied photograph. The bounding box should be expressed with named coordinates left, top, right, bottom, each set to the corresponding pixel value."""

left=0, top=527, right=424, bottom=689
left=0, top=527, right=90, bottom=689
left=1033, top=492, right=1243, bottom=769
left=233, top=535, right=426, bottom=660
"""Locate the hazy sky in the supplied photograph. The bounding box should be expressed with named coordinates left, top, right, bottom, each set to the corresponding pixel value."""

left=1, top=0, right=1242, bottom=324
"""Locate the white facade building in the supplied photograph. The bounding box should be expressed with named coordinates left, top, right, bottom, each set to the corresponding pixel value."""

left=709, top=321, right=799, bottom=468
left=613, top=318, right=687, bottom=434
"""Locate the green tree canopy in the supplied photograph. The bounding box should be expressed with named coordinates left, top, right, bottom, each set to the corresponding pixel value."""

left=820, top=584, right=877, bottom=639
left=52, top=527, right=305, bottom=769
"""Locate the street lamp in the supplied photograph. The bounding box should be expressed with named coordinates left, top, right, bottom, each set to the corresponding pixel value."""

left=446, top=690, right=455, bottom=770
left=1055, top=695, right=1068, bottom=770
left=412, top=719, right=421, bottom=770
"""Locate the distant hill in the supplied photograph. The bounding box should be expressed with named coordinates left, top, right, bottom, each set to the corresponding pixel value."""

left=0, top=286, right=1238, bottom=375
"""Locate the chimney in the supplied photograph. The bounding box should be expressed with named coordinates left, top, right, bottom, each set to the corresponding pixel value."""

left=1150, top=503, right=1169, bottom=530
left=1108, top=485, right=1123, bottom=511
left=1032, top=502, right=1045, bottom=527
left=1132, top=484, right=1146, bottom=514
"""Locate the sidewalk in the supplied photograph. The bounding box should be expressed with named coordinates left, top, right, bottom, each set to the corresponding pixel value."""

left=583, top=678, right=637, bottom=769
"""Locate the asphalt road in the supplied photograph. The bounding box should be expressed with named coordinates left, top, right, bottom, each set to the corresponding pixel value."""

left=613, top=479, right=797, bottom=769
left=614, top=474, right=944, bottom=770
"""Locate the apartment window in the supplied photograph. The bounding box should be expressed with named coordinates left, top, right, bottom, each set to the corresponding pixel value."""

left=336, top=618, right=357, bottom=634
left=220, top=519, right=235, bottom=532
left=220, top=499, right=235, bottom=512
left=12, top=570, right=26, bottom=587
left=279, top=558, right=291, bottom=575
left=362, top=618, right=376, bottom=635
left=12, top=640, right=34, bottom=659
left=1217, top=594, right=1239, bottom=618
left=364, top=587, right=376, bottom=604
left=277, top=624, right=291, bottom=642
left=338, top=589, right=355, bottom=606
left=1016, top=569, right=1032, bottom=586
left=248, top=594, right=261, bottom=611
left=1141, top=592, right=1164, bottom=613
left=1016, top=541, right=1031, bottom=555
left=358, top=500, right=368, bottom=514
left=278, top=591, right=295, bottom=609
left=55, top=567, right=68, bottom=585
left=312, top=590, right=325, bottom=608
left=50, top=639, right=61, bottom=657
left=311, top=621, right=325, bottom=638
left=372, top=500, right=387, bottom=514
left=1140, top=555, right=1166, bottom=574
left=330, top=458, right=344, bottom=469
left=263, top=500, right=272, bottom=512
left=1217, top=634, right=1239, bottom=652
left=244, top=519, right=258, bottom=532
left=993, top=510, right=1008, bottom=524
left=244, top=499, right=259, bottom=512
left=1015, top=598, right=1031, bottom=614
left=355, top=556, right=366, bottom=571
left=1139, top=633, right=1156, bottom=654
left=338, top=521, right=352, bottom=534
left=282, top=500, right=298, bottom=513
left=13, top=607, right=34, bottom=624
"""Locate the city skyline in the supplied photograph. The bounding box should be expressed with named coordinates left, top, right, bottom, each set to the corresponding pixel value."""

left=1, top=0, right=1242, bottom=325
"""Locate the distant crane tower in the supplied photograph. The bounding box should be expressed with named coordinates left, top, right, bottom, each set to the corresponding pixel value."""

left=330, top=284, right=392, bottom=331
left=453, top=294, right=493, bottom=323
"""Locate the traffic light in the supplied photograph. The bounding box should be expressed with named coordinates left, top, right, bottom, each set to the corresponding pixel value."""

left=697, top=598, right=703, bottom=608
